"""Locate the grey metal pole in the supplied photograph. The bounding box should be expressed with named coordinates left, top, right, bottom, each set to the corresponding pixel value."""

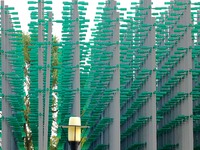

left=71, top=0, right=80, bottom=118
left=178, top=0, right=193, bottom=149
left=140, top=0, right=157, bottom=149
left=7, top=12, right=18, bottom=150
left=38, top=0, right=44, bottom=149
left=43, top=12, right=53, bottom=150
left=1, top=1, right=9, bottom=149
left=157, top=0, right=193, bottom=149
left=67, top=1, right=80, bottom=150
left=107, top=1, right=120, bottom=149
left=195, top=10, right=200, bottom=149
left=1, top=2, right=17, bottom=149
left=145, top=17, right=157, bottom=150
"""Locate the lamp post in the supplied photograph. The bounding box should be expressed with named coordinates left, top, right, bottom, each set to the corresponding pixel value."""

left=62, top=117, right=88, bottom=150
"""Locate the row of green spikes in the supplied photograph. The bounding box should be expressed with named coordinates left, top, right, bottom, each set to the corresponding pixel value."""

left=121, top=92, right=152, bottom=124
left=157, top=115, right=190, bottom=135
left=121, top=116, right=151, bottom=140
left=157, top=92, right=188, bottom=116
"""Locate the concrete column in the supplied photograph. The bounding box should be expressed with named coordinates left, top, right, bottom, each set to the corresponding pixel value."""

left=178, top=1, right=193, bottom=149
left=7, top=12, right=18, bottom=150
left=139, top=0, right=157, bottom=149
left=1, top=2, right=10, bottom=149
left=65, top=1, right=80, bottom=150
left=107, top=1, right=120, bottom=150
left=1, top=2, right=17, bottom=149
left=71, top=0, right=80, bottom=118
left=157, top=0, right=193, bottom=149
left=38, top=0, right=44, bottom=149
left=144, top=17, right=157, bottom=150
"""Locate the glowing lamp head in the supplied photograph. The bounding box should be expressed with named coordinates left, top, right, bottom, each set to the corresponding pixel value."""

left=68, top=117, right=81, bottom=142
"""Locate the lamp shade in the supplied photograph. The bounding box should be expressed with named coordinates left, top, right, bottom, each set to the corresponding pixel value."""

left=68, top=117, right=81, bottom=142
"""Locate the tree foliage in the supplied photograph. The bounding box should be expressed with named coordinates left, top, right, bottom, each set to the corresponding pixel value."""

left=22, top=33, right=31, bottom=63
left=52, top=36, right=59, bottom=87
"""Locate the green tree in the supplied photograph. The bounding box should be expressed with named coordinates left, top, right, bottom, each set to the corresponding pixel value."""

left=50, top=136, right=59, bottom=150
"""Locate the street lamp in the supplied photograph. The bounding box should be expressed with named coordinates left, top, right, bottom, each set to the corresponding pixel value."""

left=68, top=117, right=81, bottom=150
left=62, top=117, right=88, bottom=150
